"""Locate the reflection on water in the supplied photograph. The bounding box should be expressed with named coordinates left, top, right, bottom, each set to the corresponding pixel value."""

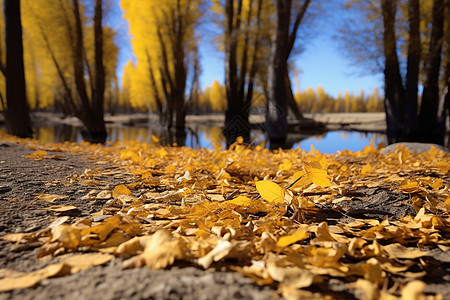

left=4, top=124, right=386, bottom=153
left=294, top=131, right=386, bottom=153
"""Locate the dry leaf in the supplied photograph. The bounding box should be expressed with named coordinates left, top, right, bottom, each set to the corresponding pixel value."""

left=37, top=193, right=68, bottom=203
left=135, top=229, right=184, bottom=269
left=112, top=184, right=131, bottom=198
left=277, top=226, right=309, bottom=248
left=198, top=239, right=234, bottom=269
left=46, top=205, right=78, bottom=212
left=304, top=162, right=331, bottom=187
left=401, top=280, right=426, bottom=300
left=255, top=181, right=286, bottom=204
left=0, top=263, right=68, bottom=292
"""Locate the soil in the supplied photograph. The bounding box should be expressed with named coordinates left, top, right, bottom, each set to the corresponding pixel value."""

left=0, top=142, right=275, bottom=300
left=0, top=141, right=449, bottom=299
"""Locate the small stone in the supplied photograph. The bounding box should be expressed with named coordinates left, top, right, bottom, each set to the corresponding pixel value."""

left=0, top=186, right=12, bottom=194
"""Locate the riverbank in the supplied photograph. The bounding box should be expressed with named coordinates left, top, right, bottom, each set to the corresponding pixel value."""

left=0, top=112, right=386, bottom=133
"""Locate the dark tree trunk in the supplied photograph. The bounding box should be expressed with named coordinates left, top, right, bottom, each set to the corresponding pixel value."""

left=445, top=0, right=450, bottom=147
left=419, top=0, right=445, bottom=144
left=3, top=0, right=32, bottom=138
left=92, top=0, right=106, bottom=135
left=265, top=0, right=309, bottom=148
left=404, top=0, right=420, bottom=138
left=285, top=70, right=303, bottom=120
left=381, top=0, right=405, bottom=144
left=223, top=0, right=251, bottom=147
left=266, top=0, right=291, bottom=145
left=72, top=0, right=106, bottom=143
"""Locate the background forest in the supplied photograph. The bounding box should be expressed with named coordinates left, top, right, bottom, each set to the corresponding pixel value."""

left=0, top=0, right=449, bottom=147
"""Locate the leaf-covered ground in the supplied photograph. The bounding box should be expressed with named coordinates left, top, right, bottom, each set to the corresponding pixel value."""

left=0, top=133, right=449, bottom=300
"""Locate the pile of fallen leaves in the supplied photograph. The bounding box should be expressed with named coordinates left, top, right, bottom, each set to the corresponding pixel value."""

left=1, top=134, right=449, bottom=299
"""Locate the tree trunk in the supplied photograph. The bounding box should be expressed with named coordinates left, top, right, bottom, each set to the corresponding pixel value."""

left=419, top=0, right=445, bottom=144
left=223, top=0, right=251, bottom=147
left=92, top=0, right=106, bottom=135
left=3, top=0, right=32, bottom=138
left=285, top=70, right=303, bottom=120
left=73, top=0, right=106, bottom=143
left=266, top=0, right=290, bottom=145
left=444, top=0, right=450, bottom=147
left=404, top=0, right=420, bottom=139
left=381, top=0, right=405, bottom=144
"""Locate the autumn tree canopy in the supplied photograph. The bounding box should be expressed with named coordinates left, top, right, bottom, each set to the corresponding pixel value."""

left=121, top=0, right=203, bottom=130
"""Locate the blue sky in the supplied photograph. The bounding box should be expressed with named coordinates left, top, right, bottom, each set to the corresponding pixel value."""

left=113, top=0, right=383, bottom=99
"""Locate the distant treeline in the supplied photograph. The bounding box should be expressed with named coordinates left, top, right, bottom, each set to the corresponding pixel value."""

left=191, top=80, right=383, bottom=114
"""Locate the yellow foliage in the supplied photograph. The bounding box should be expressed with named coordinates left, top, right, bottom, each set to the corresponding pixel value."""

left=1, top=133, right=449, bottom=299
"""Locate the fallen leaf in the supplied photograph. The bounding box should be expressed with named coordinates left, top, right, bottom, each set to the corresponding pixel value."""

left=255, top=181, right=286, bottom=204
left=112, top=184, right=131, bottom=198
left=383, top=244, right=429, bottom=259
left=0, top=263, right=68, bottom=292
left=25, top=150, right=47, bottom=159
left=46, top=205, right=78, bottom=212
left=277, top=226, right=309, bottom=248
left=267, top=262, right=314, bottom=289
left=62, top=253, right=114, bottom=273
left=198, top=239, right=234, bottom=269
left=51, top=224, right=81, bottom=249
left=135, top=229, right=184, bottom=269
left=401, top=280, right=426, bottom=300
left=37, top=193, right=68, bottom=203
left=303, top=162, right=331, bottom=187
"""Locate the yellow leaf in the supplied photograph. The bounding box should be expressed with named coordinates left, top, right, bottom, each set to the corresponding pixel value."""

left=198, top=240, right=234, bottom=269
left=137, top=229, right=184, bottom=269
left=350, top=279, right=379, bottom=300
left=279, top=160, right=292, bottom=171
left=303, top=163, right=331, bottom=187
left=401, top=181, right=419, bottom=192
left=63, top=253, right=114, bottom=273
left=383, top=243, right=428, bottom=259
left=446, top=197, right=450, bottom=214
left=223, top=196, right=253, bottom=206
left=255, top=181, right=286, bottom=204
left=361, top=164, right=372, bottom=175
left=429, top=178, right=443, bottom=190
left=166, top=165, right=176, bottom=173
left=0, top=263, right=68, bottom=292
left=46, top=205, right=78, bottom=212
left=266, top=262, right=314, bottom=289
left=25, top=150, right=47, bottom=159
left=112, top=184, right=131, bottom=198
left=277, top=226, right=309, bottom=248
left=51, top=224, right=81, bottom=249
left=290, top=171, right=310, bottom=188
left=151, top=135, right=160, bottom=143
left=81, top=215, right=121, bottom=242
left=401, top=280, right=426, bottom=300
left=37, top=193, right=68, bottom=203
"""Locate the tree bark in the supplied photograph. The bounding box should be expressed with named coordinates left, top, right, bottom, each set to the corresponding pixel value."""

left=404, top=0, right=420, bottom=139
left=381, top=0, right=405, bottom=144
left=266, top=0, right=291, bottom=145
left=3, top=0, right=32, bottom=138
left=223, top=0, right=251, bottom=147
left=72, top=0, right=107, bottom=143
left=444, top=0, right=450, bottom=147
left=419, top=0, right=445, bottom=144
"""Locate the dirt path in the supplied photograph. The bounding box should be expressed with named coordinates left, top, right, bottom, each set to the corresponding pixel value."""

left=1, top=139, right=449, bottom=300
left=0, top=142, right=275, bottom=300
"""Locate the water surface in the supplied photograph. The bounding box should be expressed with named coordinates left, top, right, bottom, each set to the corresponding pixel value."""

left=18, top=123, right=386, bottom=154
